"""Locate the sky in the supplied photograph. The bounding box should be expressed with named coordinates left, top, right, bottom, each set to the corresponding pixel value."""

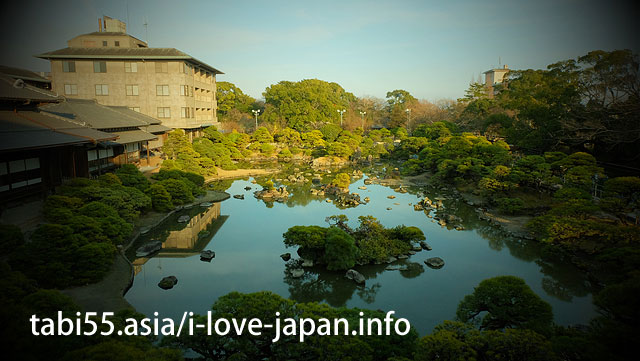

left=0, top=0, right=637, bottom=101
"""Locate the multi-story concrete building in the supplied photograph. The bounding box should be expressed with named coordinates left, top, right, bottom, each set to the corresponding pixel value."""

left=36, top=16, right=223, bottom=137
left=483, top=64, right=509, bottom=97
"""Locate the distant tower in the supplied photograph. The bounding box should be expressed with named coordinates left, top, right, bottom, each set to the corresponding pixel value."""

left=483, top=64, right=509, bottom=97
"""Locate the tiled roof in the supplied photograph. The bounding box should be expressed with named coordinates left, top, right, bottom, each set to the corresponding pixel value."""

left=0, top=109, right=116, bottom=152
left=0, top=74, right=60, bottom=102
left=36, top=47, right=223, bottom=74
left=41, top=99, right=148, bottom=130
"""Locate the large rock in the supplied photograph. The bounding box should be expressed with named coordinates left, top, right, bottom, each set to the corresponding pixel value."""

left=345, top=269, right=365, bottom=284
left=136, top=241, right=162, bottom=258
left=178, top=215, right=190, bottom=223
left=420, top=241, right=432, bottom=251
left=280, top=253, right=291, bottom=262
left=424, top=257, right=445, bottom=269
left=233, top=194, right=245, bottom=200
left=158, top=276, right=178, bottom=290
left=301, top=258, right=314, bottom=267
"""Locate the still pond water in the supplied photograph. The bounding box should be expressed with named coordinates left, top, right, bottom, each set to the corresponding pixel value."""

left=125, top=167, right=596, bottom=335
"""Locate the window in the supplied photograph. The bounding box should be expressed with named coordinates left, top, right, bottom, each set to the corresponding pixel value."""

left=129, top=107, right=140, bottom=112
left=125, top=84, right=139, bottom=96
left=181, top=107, right=191, bottom=118
left=180, top=85, right=192, bottom=96
left=115, top=41, right=120, bottom=47
left=157, top=107, right=171, bottom=118
left=62, top=61, right=75, bottom=73
left=124, top=62, right=138, bottom=72
left=95, top=84, right=109, bottom=96
left=155, top=62, right=168, bottom=73
left=156, top=85, right=169, bottom=96
left=93, top=61, right=107, bottom=73
left=102, top=41, right=108, bottom=47
left=183, top=63, right=191, bottom=74
left=64, top=84, right=77, bottom=95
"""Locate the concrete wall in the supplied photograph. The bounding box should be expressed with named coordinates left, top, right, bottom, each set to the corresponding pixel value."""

left=50, top=59, right=217, bottom=129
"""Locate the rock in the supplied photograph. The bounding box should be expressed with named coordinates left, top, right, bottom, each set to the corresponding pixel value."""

left=183, top=204, right=194, bottom=209
left=158, top=276, right=178, bottom=290
left=420, top=241, right=432, bottom=251
left=200, top=250, right=215, bottom=262
left=414, top=204, right=424, bottom=211
left=386, top=207, right=392, bottom=210
left=326, top=199, right=332, bottom=203
left=387, top=256, right=397, bottom=263
left=397, top=254, right=409, bottom=259
left=424, top=257, right=445, bottom=269
left=301, top=259, right=314, bottom=267
left=393, top=202, right=400, bottom=205
left=290, top=269, right=304, bottom=278
left=387, top=195, right=396, bottom=199
left=233, top=194, right=245, bottom=200
left=364, top=178, right=373, bottom=185
left=455, top=225, right=465, bottom=231
left=412, top=245, right=423, bottom=252
left=244, top=186, right=252, bottom=190
left=364, top=197, right=370, bottom=203
left=199, top=202, right=214, bottom=207
left=408, top=250, right=416, bottom=255
left=251, top=180, right=257, bottom=184
left=385, top=265, right=401, bottom=271
left=178, top=215, right=190, bottom=223
left=280, top=253, right=291, bottom=261
left=358, top=186, right=367, bottom=190
left=136, top=241, right=162, bottom=257
left=345, top=269, right=365, bottom=284
left=198, top=230, right=210, bottom=239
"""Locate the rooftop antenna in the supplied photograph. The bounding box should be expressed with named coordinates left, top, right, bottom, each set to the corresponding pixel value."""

left=143, top=16, right=149, bottom=45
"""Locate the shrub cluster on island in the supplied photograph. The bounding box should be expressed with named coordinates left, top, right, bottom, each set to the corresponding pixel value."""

left=283, top=215, right=428, bottom=272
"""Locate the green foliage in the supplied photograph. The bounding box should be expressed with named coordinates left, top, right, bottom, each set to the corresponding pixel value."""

left=456, top=276, right=554, bottom=336
left=147, top=183, right=174, bottom=211
left=43, top=195, right=83, bottom=221
left=115, top=164, right=150, bottom=191
left=11, top=224, right=116, bottom=288
left=283, top=225, right=327, bottom=249
left=260, top=143, right=276, bottom=156
left=331, top=173, right=351, bottom=189
left=158, top=179, right=194, bottom=205
left=278, top=147, right=293, bottom=159
left=0, top=224, right=24, bottom=253
left=554, top=187, right=591, bottom=201
left=496, top=197, right=525, bottom=215
left=327, top=142, right=353, bottom=158
left=252, top=126, right=274, bottom=143
left=320, top=123, right=343, bottom=142
left=216, top=81, right=256, bottom=116
left=263, top=79, right=356, bottom=131
left=324, top=227, right=358, bottom=270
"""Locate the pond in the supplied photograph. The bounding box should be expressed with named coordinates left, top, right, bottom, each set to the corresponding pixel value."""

left=125, top=165, right=597, bottom=335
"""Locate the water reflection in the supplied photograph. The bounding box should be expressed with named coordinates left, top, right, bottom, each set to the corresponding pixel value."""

left=131, top=202, right=228, bottom=275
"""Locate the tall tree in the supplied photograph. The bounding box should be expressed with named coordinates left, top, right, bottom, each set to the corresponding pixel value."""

left=263, top=79, right=356, bottom=131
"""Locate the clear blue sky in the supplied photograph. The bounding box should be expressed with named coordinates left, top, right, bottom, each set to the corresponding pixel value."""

left=1, top=0, right=637, bottom=101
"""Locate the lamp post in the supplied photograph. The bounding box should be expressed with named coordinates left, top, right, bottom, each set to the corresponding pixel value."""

left=252, top=109, right=261, bottom=132
left=405, top=108, right=411, bottom=132
left=337, top=109, right=346, bottom=127
left=359, top=111, right=366, bottom=129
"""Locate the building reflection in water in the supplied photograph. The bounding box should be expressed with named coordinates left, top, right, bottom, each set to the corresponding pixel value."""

left=133, top=201, right=228, bottom=275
